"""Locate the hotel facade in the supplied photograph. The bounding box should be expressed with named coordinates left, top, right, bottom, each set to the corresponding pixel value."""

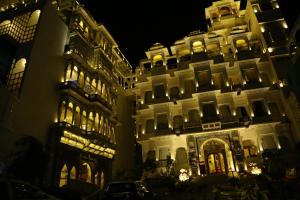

left=0, top=0, right=135, bottom=187
left=134, top=0, right=299, bottom=176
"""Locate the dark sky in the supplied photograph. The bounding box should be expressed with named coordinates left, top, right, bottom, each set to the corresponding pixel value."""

left=79, top=0, right=298, bottom=68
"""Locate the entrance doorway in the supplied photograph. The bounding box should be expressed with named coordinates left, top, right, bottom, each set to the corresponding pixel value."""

left=207, top=153, right=225, bottom=173
left=202, top=139, right=228, bottom=174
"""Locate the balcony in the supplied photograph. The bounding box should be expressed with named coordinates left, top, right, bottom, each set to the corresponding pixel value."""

left=197, top=84, right=216, bottom=93
left=154, top=128, right=172, bottom=136
left=53, top=122, right=115, bottom=149
left=59, top=81, right=112, bottom=110
left=184, top=121, right=202, bottom=132
left=210, top=54, right=224, bottom=64
left=220, top=116, right=239, bottom=129
left=236, top=49, right=256, bottom=60
left=252, top=115, right=273, bottom=124
left=147, top=97, right=169, bottom=105
left=243, top=81, right=264, bottom=90
left=191, top=52, right=209, bottom=62
left=201, top=115, right=220, bottom=124
left=151, top=64, right=166, bottom=76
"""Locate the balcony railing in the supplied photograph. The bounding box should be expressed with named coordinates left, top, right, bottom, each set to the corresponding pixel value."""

left=53, top=122, right=115, bottom=149
left=59, top=81, right=112, bottom=110
left=155, top=128, right=172, bottom=136
left=252, top=115, right=273, bottom=124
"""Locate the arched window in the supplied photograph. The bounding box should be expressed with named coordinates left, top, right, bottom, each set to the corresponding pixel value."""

left=236, top=39, right=248, bottom=49
left=92, top=79, right=97, bottom=93
left=206, top=43, right=219, bottom=53
left=28, top=10, right=41, bottom=26
left=59, top=164, right=68, bottom=187
left=82, top=110, right=87, bottom=130
left=0, top=20, right=11, bottom=26
left=111, top=127, right=115, bottom=143
left=100, top=171, right=105, bottom=189
left=79, top=20, right=84, bottom=28
left=59, top=101, right=66, bottom=122
left=74, top=106, right=81, bottom=127
left=87, top=112, right=94, bottom=131
left=66, top=65, right=72, bottom=81
left=97, top=80, right=102, bottom=94
left=192, top=41, right=205, bottom=53
left=219, top=7, right=231, bottom=16
left=102, top=84, right=106, bottom=98
left=70, top=65, right=78, bottom=81
left=100, top=116, right=104, bottom=134
left=11, top=58, right=26, bottom=74
left=95, top=113, right=100, bottom=132
left=95, top=172, right=100, bottom=186
left=78, top=72, right=84, bottom=87
left=70, top=166, right=76, bottom=180
left=80, top=163, right=91, bottom=183
left=66, top=102, right=73, bottom=124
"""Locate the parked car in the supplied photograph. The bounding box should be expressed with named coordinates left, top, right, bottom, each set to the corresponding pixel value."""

left=103, top=181, right=153, bottom=200
left=0, top=176, right=61, bottom=200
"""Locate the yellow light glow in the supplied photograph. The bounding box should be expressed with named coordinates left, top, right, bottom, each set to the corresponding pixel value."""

left=211, top=79, right=214, bottom=85
left=254, top=8, right=258, bottom=13
left=268, top=110, right=271, bottom=115
left=226, top=81, right=230, bottom=87
left=181, top=89, right=184, bottom=94
left=184, top=117, right=188, bottom=122
left=279, top=82, right=284, bottom=87
left=251, top=167, right=262, bottom=175
left=259, top=77, right=262, bottom=82
left=233, top=111, right=236, bottom=116
left=142, top=130, right=145, bottom=134
left=260, top=26, right=265, bottom=32
left=268, top=47, right=273, bottom=53
left=251, top=112, right=255, bottom=117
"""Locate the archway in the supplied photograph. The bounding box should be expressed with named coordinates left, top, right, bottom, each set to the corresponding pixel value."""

left=59, top=164, right=68, bottom=187
left=80, top=163, right=92, bottom=183
left=200, top=138, right=231, bottom=174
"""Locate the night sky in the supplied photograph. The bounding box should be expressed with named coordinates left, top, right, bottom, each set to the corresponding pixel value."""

left=79, top=0, right=298, bottom=68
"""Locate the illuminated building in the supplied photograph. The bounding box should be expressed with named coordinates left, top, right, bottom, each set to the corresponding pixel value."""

left=0, top=0, right=135, bottom=187
left=134, top=0, right=296, bottom=175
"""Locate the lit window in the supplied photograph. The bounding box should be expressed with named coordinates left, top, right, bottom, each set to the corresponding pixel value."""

left=80, top=163, right=91, bottom=183
left=59, top=164, right=68, bottom=187
left=28, top=10, right=41, bottom=26
left=192, top=41, right=205, bottom=53
left=0, top=20, right=11, bottom=26
left=70, top=166, right=76, bottom=180
left=79, top=20, right=84, bottom=28
left=7, top=58, right=27, bottom=91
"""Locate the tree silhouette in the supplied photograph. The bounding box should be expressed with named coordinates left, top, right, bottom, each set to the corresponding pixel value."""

left=3, top=136, right=48, bottom=185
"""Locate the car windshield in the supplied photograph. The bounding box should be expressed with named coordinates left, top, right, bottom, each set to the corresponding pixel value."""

left=107, top=182, right=137, bottom=193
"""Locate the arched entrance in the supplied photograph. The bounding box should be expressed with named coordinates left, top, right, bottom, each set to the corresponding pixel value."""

left=79, top=163, right=92, bottom=183
left=202, top=139, right=228, bottom=174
